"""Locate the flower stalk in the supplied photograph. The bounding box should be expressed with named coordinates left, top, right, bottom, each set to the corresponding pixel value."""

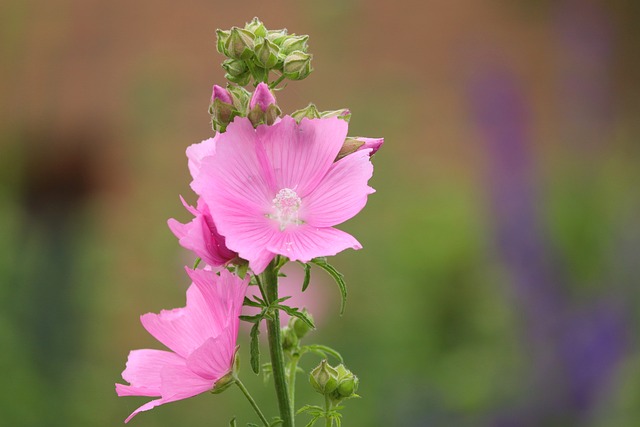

left=235, top=377, right=270, bottom=427
left=263, top=260, right=295, bottom=427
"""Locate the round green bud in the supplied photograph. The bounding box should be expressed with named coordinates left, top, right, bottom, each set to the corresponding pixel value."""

left=280, top=35, right=309, bottom=55
left=310, top=360, right=339, bottom=395
left=222, top=58, right=248, bottom=77
left=266, top=29, right=289, bottom=46
left=245, top=17, right=267, bottom=38
left=226, top=27, right=256, bottom=60
left=292, top=310, right=314, bottom=339
left=216, top=29, right=231, bottom=56
left=254, top=38, right=280, bottom=69
left=283, top=51, right=312, bottom=80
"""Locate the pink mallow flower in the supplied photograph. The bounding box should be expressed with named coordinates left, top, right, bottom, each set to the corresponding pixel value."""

left=190, top=116, right=376, bottom=274
left=168, top=196, right=237, bottom=268
left=115, top=269, right=249, bottom=423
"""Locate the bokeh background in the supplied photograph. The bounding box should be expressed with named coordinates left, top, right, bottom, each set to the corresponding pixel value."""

left=1, top=0, right=639, bottom=426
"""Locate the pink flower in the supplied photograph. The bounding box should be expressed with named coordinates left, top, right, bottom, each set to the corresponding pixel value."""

left=168, top=196, right=237, bottom=268
left=249, top=82, right=276, bottom=111
left=191, top=116, right=375, bottom=274
left=115, top=269, right=249, bottom=422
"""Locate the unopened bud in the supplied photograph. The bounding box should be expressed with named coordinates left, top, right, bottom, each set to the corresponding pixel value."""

left=291, top=103, right=321, bottom=123
left=283, top=51, right=312, bottom=80
left=221, top=58, right=248, bottom=77
left=321, top=108, right=351, bottom=122
left=247, top=82, right=281, bottom=127
left=210, top=85, right=236, bottom=130
left=227, top=85, right=251, bottom=110
left=310, top=360, right=338, bottom=395
left=266, top=29, right=289, bottom=46
left=334, top=364, right=359, bottom=399
left=336, top=137, right=384, bottom=161
left=211, top=85, right=233, bottom=105
left=216, top=29, right=231, bottom=56
left=292, top=310, right=314, bottom=339
left=281, top=326, right=299, bottom=351
left=254, top=38, right=280, bottom=69
left=226, top=27, right=255, bottom=60
left=280, top=35, right=309, bottom=55
left=245, top=17, right=267, bottom=38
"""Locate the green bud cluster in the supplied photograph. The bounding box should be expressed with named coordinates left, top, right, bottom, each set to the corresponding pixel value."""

left=309, top=360, right=359, bottom=403
left=281, top=310, right=314, bottom=352
left=216, top=17, right=313, bottom=87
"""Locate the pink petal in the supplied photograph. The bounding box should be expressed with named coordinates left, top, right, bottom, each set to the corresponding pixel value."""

left=266, top=225, right=362, bottom=263
left=192, top=118, right=273, bottom=211
left=186, top=135, right=218, bottom=180
left=302, top=149, right=375, bottom=227
left=357, top=137, right=384, bottom=156
left=257, top=116, right=348, bottom=197
left=116, top=349, right=185, bottom=397
left=186, top=336, right=235, bottom=380
left=140, top=284, right=223, bottom=358
left=122, top=364, right=214, bottom=423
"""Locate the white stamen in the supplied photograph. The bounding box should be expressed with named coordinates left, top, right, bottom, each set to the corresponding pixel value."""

left=270, top=188, right=303, bottom=231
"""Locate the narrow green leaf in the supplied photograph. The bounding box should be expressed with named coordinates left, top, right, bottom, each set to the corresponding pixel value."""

left=310, top=258, right=347, bottom=315
left=269, top=418, right=283, bottom=426
left=277, top=305, right=315, bottom=329
left=239, top=314, right=263, bottom=323
left=229, top=417, right=237, bottom=427
left=303, top=344, right=343, bottom=363
left=297, top=261, right=311, bottom=292
left=243, top=297, right=264, bottom=308
left=247, top=424, right=259, bottom=427
left=193, top=257, right=202, bottom=269
left=250, top=322, right=261, bottom=374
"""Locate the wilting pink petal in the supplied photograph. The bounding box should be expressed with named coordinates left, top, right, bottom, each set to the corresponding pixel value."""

left=249, top=82, right=277, bottom=111
left=116, top=270, right=248, bottom=422
left=168, top=196, right=237, bottom=268
left=192, top=116, right=375, bottom=274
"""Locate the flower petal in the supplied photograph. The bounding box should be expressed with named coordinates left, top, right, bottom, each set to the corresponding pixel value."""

left=266, top=225, right=362, bottom=263
left=140, top=283, right=222, bottom=358
left=116, top=349, right=184, bottom=397
left=302, top=149, right=375, bottom=227
left=257, top=116, right=348, bottom=197
left=186, top=136, right=218, bottom=180
left=186, top=336, right=235, bottom=380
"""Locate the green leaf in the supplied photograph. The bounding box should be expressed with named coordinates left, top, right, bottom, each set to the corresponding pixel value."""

left=243, top=297, right=264, bottom=308
left=269, top=418, right=283, bottom=426
left=302, top=344, right=343, bottom=363
left=310, top=258, right=347, bottom=315
left=229, top=417, right=237, bottom=427
left=297, top=261, right=311, bottom=292
left=193, top=257, right=202, bottom=269
left=239, top=314, right=263, bottom=323
left=277, top=305, right=315, bottom=329
left=247, top=424, right=259, bottom=427
left=296, top=405, right=324, bottom=415
left=250, top=322, right=261, bottom=374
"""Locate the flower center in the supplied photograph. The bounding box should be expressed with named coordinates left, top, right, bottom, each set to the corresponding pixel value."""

left=271, top=188, right=303, bottom=231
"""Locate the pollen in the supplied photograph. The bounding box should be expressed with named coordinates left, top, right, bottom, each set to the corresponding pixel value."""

left=271, top=188, right=303, bottom=231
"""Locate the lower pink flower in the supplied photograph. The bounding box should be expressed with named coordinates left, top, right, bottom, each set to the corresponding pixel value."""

left=115, top=269, right=248, bottom=422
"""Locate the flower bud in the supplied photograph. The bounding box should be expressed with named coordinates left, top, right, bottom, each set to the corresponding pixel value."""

left=334, top=364, right=359, bottom=399
left=291, top=103, right=321, bottom=123
left=254, top=38, right=280, bottom=69
left=281, top=326, right=299, bottom=351
left=209, top=85, right=236, bottom=131
left=227, top=85, right=251, bottom=110
left=309, top=360, right=338, bottom=395
left=216, top=29, right=231, bottom=56
left=320, top=108, right=351, bottom=122
left=226, top=27, right=255, bottom=60
left=245, top=17, right=267, bottom=38
left=280, top=35, right=309, bottom=55
left=266, top=29, right=289, bottom=46
left=247, top=83, right=281, bottom=127
left=291, top=310, right=314, bottom=339
left=283, top=51, right=312, bottom=80
left=335, top=137, right=384, bottom=161
left=221, top=58, right=248, bottom=77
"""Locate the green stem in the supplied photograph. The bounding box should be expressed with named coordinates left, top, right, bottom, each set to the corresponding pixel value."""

left=235, top=378, right=270, bottom=427
left=324, top=395, right=333, bottom=427
left=263, top=260, right=295, bottom=427
left=269, top=74, right=286, bottom=89
left=288, top=354, right=300, bottom=408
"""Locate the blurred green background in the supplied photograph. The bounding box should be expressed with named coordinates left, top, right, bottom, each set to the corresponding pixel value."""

left=1, top=0, right=639, bottom=426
